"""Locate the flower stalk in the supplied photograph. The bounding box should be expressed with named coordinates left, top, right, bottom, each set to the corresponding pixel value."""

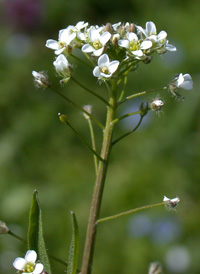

left=81, top=87, right=117, bottom=274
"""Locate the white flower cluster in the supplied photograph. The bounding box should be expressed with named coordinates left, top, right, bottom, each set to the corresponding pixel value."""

left=45, top=21, right=177, bottom=81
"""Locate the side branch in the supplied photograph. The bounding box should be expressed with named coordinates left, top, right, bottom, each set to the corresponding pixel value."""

left=97, top=202, right=165, bottom=224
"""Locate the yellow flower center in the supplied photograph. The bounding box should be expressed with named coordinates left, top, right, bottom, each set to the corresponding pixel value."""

left=93, top=40, right=102, bottom=49
left=23, top=262, right=35, bottom=273
left=100, top=66, right=109, bottom=74
left=58, top=41, right=66, bottom=48
left=129, top=40, right=140, bottom=51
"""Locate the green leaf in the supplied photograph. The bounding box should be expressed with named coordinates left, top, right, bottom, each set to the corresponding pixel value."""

left=67, top=211, right=79, bottom=274
left=28, top=190, right=52, bottom=274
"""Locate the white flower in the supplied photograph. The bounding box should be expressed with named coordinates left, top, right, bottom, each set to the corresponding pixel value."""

left=32, top=71, right=49, bottom=88
left=137, top=21, right=176, bottom=53
left=172, top=73, right=193, bottom=90
left=118, top=32, right=152, bottom=59
left=53, top=54, right=72, bottom=82
left=13, top=250, right=43, bottom=274
left=169, top=73, right=193, bottom=98
left=65, top=21, right=88, bottom=41
left=93, top=54, right=119, bottom=80
left=45, top=28, right=76, bottom=55
left=81, top=29, right=111, bottom=56
left=163, top=196, right=180, bottom=210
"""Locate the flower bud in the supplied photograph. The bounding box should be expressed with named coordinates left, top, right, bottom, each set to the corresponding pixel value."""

left=148, top=262, right=162, bottom=274
left=53, top=54, right=72, bottom=84
left=150, top=98, right=164, bottom=112
left=104, top=23, right=113, bottom=34
left=0, top=221, right=9, bottom=234
left=32, top=71, right=49, bottom=88
left=139, top=102, right=149, bottom=117
left=83, top=105, right=92, bottom=120
left=127, top=23, right=136, bottom=33
left=111, top=34, right=120, bottom=46
left=58, top=113, right=68, bottom=123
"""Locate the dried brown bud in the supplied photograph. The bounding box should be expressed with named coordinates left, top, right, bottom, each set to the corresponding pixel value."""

left=127, top=23, right=136, bottom=33
left=104, top=23, right=113, bottom=34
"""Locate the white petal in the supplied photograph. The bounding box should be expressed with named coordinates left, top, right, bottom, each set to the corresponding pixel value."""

left=146, top=21, right=157, bottom=35
left=89, top=29, right=100, bottom=42
left=13, top=258, right=26, bottom=270
left=108, top=61, right=119, bottom=74
left=76, top=21, right=88, bottom=30
left=93, top=47, right=104, bottom=56
left=157, top=31, right=167, bottom=40
left=166, top=44, right=177, bottom=51
left=177, top=73, right=184, bottom=86
left=127, top=32, right=138, bottom=42
left=180, top=81, right=193, bottom=90
left=77, top=32, right=86, bottom=41
left=93, top=67, right=101, bottom=78
left=100, top=72, right=112, bottom=78
left=81, top=44, right=94, bottom=53
left=32, top=71, right=40, bottom=78
left=131, top=50, right=143, bottom=56
left=141, top=40, right=152, bottom=49
left=99, top=31, right=111, bottom=45
left=25, top=250, right=37, bottom=263
left=55, top=48, right=65, bottom=55
left=45, top=39, right=59, bottom=50
left=137, top=26, right=146, bottom=36
left=98, top=54, right=109, bottom=67
left=33, top=263, right=44, bottom=274
left=118, top=39, right=129, bottom=48
left=163, top=196, right=170, bottom=202
left=58, top=29, right=66, bottom=40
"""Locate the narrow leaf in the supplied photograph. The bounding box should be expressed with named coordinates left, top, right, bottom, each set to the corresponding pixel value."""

left=28, top=190, right=52, bottom=274
left=67, top=211, right=79, bottom=274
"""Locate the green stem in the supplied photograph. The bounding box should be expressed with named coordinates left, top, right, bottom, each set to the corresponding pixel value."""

left=118, top=87, right=167, bottom=106
left=112, top=116, right=143, bottom=146
left=111, top=110, right=141, bottom=125
left=97, top=202, right=165, bottom=224
left=8, top=230, right=27, bottom=244
left=71, top=77, right=110, bottom=107
left=118, top=76, right=127, bottom=102
left=49, top=86, right=104, bottom=130
left=83, top=53, right=95, bottom=66
left=71, top=54, right=93, bottom=69
left=81, top=86, right=117, bottom=274
left=88, top=118, right=98, bottom=174
left=65, top=120, right=104, bottom=162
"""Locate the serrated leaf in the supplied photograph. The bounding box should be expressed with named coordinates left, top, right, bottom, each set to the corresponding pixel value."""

left=28, top=190, right=52, bottom=274
left=67, top=211, right=79, bottom=274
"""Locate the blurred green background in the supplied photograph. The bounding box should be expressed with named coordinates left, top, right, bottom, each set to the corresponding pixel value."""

left=0, top=0, right=200, bottom=273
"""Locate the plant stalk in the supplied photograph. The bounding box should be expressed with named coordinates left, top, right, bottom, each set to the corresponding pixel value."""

left=81, top=88, right=116, bottom=274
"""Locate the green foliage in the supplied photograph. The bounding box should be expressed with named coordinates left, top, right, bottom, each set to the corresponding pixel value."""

left=67, top=211, right=79, bottom=274
left=28, top=190, right=52, bottom=274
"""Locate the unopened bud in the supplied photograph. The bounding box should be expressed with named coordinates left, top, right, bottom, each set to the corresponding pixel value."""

left=58, top=113, right=68, bottom=123
left=140, top=102, right=149, bottom=117
left=0, top=221, right=9, bottom=234
left=148, top=262, right=162, bottom=274
left=53, top=54, right=72, bottom=84
left=150, top=98, right=164, bottom=112
left=83, top=105, right=92, bottom=120
left=104, top=23, right=113, bottom=34
left=127, top=23, right=136, bottom=33
left=32, top=71, right=49, bottom=88
left=112, top=34, right=120, bottom=45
